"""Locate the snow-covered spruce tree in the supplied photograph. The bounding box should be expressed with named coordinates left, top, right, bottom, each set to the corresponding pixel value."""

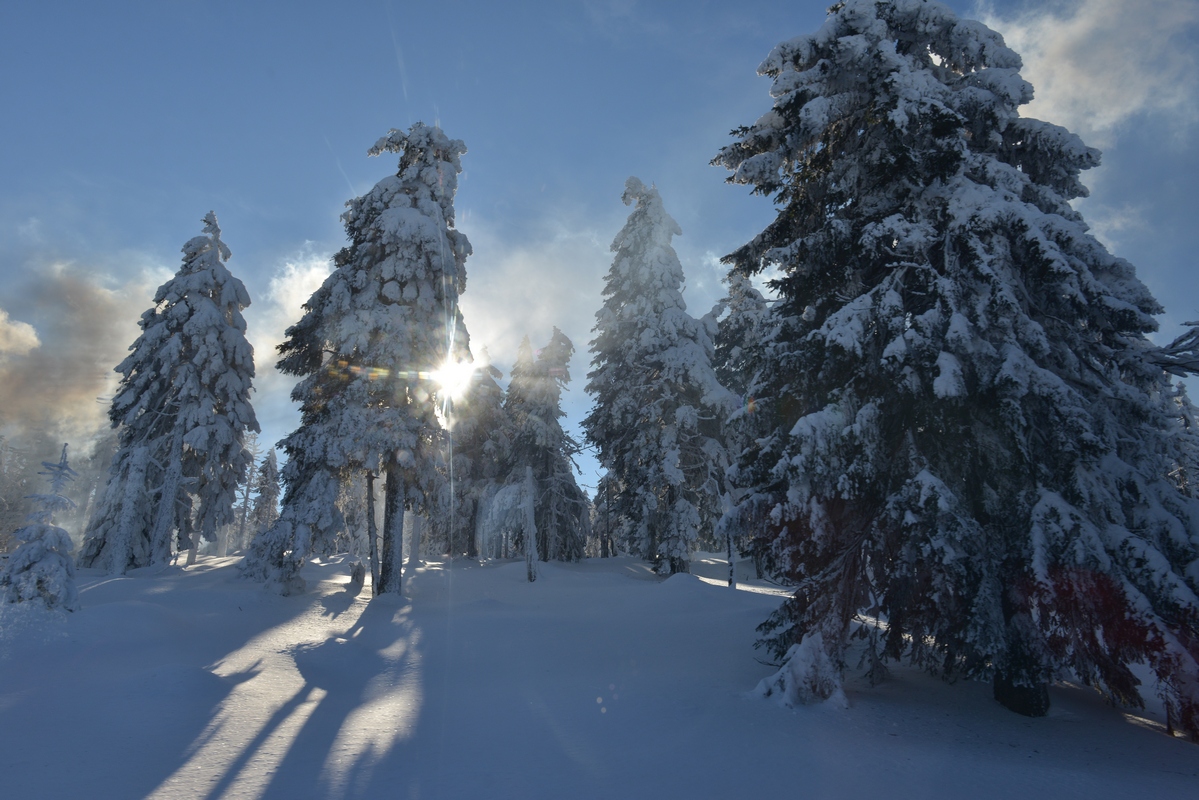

left=714, top=0, right=1199, bottom=733
left=505, top=330, right=589, bottom=562
left=1, top=444, right=79, bottom=611
left=79, top=212, right=258, bottom=572
left=246, top=123, right=471, bottom=595
left=583, top=178, right=734, bottom=575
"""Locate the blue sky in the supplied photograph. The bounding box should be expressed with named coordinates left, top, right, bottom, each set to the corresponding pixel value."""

left=1, top=0, right=1197, bottom=495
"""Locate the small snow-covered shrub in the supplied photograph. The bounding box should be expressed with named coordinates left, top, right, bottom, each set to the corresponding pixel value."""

left=756, top=633, right=847, bottom=709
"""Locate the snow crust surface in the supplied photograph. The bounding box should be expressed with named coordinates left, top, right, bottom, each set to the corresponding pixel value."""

left=0, top=556, right=1196, bottom=798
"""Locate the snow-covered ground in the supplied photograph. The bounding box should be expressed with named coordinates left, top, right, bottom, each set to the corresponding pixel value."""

left=0, top=554, right=1196, bottom=799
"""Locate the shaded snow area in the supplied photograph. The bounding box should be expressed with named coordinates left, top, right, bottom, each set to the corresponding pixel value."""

left=1, top=557, right=1196, bottom=799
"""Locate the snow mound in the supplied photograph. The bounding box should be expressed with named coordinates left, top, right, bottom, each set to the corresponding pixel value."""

left=756, top=632, right=849, bottom=709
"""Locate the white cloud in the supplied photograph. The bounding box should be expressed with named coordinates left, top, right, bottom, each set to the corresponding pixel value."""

left=979, top=0, right=1199, bottom=147
left=0, top=309, right=40, bottom=356
left=244, top=245, right=335, bottom=452
left=255, top=244, right=334, bottom=358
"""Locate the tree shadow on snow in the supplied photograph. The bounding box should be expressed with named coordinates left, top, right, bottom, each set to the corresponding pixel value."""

left=234, top=597, right=424, bottom=799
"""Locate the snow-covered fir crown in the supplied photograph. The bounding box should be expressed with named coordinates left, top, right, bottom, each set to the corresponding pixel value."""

left=368, top=122, right=467, bottom=224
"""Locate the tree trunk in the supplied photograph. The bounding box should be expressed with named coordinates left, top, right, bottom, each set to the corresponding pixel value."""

left=524, top=467, right=538, bottom=582
left=466, top=497, right=478, bottom=559
left=149, top=446, right=182, bottom=566
left=993, top=672, right=1050, bottom=717
left=727, top=528, right=736, bottom=589
left=379, top=465, right=404, bottom=595
left=234, top=472, right=252, bottom=554
left=184, top=507, right=198, bottom=567
left=601, top=478, right=610, bottom=558
left=112, top=445, right=149, bottom=575
left=366, top=472, right=380, bottom=596
left=405, top=511, right=423, bottom=584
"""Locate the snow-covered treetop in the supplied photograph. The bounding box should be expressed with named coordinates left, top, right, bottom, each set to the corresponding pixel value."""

left=165, top=211, right=250, bottom=327
left=617, top=176, right=682, bottom=246
left=111, top=211, right=256, bottom=445
left=716, top=0, right=1099, bottom=208
left=366, top=122, right=469, bottom=230
left=592, top=177, right=734, bottom=415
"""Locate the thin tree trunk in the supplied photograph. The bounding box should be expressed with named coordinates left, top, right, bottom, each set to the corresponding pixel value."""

left=727, top=527, right=736, bottom=589
left=379, top=464, right=404, bottom=595
left=524, top=467, right=538, bottom=582
left=405, top=511, right=424, bottom=584
left=366, top=472, right=380, bottom=596
left=601, top=478, right=610, bottom=558
left=184, top=504, right=198, bottom=567
left=234, top=472, right=252, bottom=554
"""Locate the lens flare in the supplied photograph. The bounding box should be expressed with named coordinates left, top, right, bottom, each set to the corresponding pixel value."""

left=431, top=358, right=475, bottom=401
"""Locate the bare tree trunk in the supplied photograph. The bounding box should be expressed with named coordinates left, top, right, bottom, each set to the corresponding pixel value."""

left=524, top=467, right=538, bottom=582
left=405, top=511, right=424, bottom=584
left=234, top=475, right=252, bottom=554
left=184, top=503, right=198, bottom=567
left=727, top=528, right=737, bottom=589
left=366, top=472, right=380, bottom=596
left=378, top=465, right=404, bottom=595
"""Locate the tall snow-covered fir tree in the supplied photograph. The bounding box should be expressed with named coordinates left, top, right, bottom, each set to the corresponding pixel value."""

left=79, top=212, right=258, bottom=572
left=583, top=178, right=733, bottom=575
left=714, top=0, right=1199, bottom=734
left=505, top=330, right=589, bottom=562
left=1, top=444, right=79, bottom=611
left=246, top=123, right=471, bottom=595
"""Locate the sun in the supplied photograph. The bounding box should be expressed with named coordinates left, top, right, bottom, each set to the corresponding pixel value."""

left=431, top=358, right=476, bottom=401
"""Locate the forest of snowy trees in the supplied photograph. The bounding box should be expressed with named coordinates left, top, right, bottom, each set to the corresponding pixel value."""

left=3, top=0, right=1198, bottom=741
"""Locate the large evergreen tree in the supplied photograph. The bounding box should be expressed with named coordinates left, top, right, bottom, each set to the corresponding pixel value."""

left=80, top=212, right=258, bottom=572
left=506, top=330, right=589, bottom=562
left=584, top=178, right=733, bottom=574
left=246, top=123, right=471, bottom=595
left=714, top=0, right=1199, bottom=734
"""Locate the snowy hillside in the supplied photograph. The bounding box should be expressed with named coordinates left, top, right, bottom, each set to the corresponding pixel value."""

left=0, top=557, right=1195, bottom=799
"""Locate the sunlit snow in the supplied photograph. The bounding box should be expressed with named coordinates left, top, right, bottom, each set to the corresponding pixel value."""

left=0, top=556, right=1194, bottom=799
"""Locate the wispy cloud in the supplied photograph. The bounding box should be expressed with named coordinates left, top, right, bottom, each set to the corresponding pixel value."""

left=979, top=0, right=1199, bottom=148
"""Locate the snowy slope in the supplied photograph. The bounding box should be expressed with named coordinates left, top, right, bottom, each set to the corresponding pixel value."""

left=0, top=556, right=1196, bottom=799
